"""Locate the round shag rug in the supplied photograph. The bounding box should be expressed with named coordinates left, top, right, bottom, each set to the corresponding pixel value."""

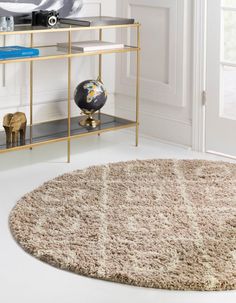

left=9, top=160, right=236, bottom=291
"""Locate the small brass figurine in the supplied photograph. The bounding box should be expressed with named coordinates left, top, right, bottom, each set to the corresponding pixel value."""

left=3, top=112, right=27, bottom=148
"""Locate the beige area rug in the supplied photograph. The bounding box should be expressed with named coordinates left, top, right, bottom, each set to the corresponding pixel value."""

left=9, top=160, right=236, bottom=291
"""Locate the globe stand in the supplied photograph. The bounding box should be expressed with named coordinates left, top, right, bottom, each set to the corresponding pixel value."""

left=79, top=114, right=101, bottom=129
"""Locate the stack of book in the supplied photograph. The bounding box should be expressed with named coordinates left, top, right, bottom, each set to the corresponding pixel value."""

left=0, top=46, right=39, bottom=60
left=57, top=40, right=125, bottom=53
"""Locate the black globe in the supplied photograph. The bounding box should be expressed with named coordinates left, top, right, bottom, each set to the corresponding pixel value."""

left=74, top=80, right=107, bottom=114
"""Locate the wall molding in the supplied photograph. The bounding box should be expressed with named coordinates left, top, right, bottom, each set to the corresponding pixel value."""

left=115, top=0, right=192, bottom=147
left=117, top=104, right=192, bottom=147
left=81, top=0, right=102, bottom=16
left=116, top=0, right=188, bottom=108
left=115, top=93, right=192, bottom=147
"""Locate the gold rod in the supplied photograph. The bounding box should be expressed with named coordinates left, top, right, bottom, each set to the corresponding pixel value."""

left=98, top=28, right=103, bottom=136
left=0, top=23, right=140, bottom=36
left=20, top=112, right=135, bottom=127
left=135, top=25, right=141, bottom=147
left=2, top=35, right=6, bottom=87
left=30, top=33, right=34, bottom=148
left=98, top=29, right=103, bottom=81
left=0, top=47, right=139, bottom=65
left=67, top=29, right=72, bottom=163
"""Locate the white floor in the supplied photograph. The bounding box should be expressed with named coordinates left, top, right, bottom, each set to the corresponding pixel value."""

left=0, top=131, right=235, bottom=303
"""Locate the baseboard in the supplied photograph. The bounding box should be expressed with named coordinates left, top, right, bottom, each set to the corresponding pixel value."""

left=115, top=95, right=192, bottom=147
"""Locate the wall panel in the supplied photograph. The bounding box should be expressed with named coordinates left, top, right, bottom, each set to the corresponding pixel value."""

left=116, top=0, right=192, bottom=146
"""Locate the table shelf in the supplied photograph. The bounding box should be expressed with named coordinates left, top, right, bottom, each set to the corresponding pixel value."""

left=0, top=45, right=139, bottom=64
left=0, top=114, right=137, bottom=154
left=0, top=23, right=140, bottom=36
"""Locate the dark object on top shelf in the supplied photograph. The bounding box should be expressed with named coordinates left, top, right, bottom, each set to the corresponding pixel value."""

left=74, top=79, right=107, bottom=129
left=3, top=112, right=27, bottom=148
left=60, top=16, right=135, bottom=27
left=15, top=15, right=31, bottom=25
left=32, top=10, right=59, bottom=27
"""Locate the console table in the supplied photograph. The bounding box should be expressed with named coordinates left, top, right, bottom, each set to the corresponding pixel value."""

left=0, top=23, right=141, bottom=162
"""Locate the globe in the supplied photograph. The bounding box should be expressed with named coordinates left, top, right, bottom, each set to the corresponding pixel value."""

left=74, top=79, right=108, bottom=128
left=74, top=79, right=107, bottom=115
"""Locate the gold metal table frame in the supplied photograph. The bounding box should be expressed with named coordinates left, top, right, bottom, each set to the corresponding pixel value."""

left=0, top=23, right=141, bottom=163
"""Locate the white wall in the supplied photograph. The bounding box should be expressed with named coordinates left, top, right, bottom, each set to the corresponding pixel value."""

left=115, top=0, right=193, bottom=147
left=0, top=0, right=116, bottom=128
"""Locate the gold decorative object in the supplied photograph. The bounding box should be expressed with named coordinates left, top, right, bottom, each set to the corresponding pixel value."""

left=74, top=79, right=107, bottom=129
left=79, top=111, right=101, bottom=129
left=3, top=112, right=27, bottom=148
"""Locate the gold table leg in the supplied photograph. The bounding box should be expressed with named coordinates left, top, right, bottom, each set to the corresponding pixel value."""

left=98, top=28, right=103, bottom=136
left=136, top=25, right=141, bottom=147
left=30, top=33, right=34, bottom=150
left=67, top=30, right=72, bottom=163
left=2, top=35, right=6, bottom=87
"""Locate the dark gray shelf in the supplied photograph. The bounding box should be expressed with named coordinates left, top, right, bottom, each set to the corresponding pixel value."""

left=0, top=113, right=136, bottom=152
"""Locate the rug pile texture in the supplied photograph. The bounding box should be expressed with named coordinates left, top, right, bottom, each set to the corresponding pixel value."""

left=9, top=160, right=236, bottom=291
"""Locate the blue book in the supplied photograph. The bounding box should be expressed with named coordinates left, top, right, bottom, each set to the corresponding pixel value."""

left=0, top=46, right=39, bottom=60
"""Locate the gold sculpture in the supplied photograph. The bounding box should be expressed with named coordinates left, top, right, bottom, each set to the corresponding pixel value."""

left=3, top=112, right=27, bottom=148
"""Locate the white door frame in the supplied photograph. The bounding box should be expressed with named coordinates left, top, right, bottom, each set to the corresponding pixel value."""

left=192, top=0, right=207, bottom=152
